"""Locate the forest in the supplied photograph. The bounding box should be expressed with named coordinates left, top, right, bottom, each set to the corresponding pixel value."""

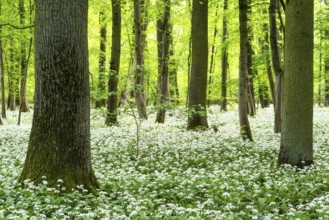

left=0, top=0, right=328, bottom=219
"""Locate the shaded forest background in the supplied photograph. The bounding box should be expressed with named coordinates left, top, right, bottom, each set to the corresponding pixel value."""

left=0, top=0, right=327, bottom=113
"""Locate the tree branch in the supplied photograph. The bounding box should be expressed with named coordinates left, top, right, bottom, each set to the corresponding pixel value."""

left=0, top=23, right=34, bottom=29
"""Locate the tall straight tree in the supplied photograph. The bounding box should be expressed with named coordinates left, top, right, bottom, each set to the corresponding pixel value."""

left=155, top=0, right=170, bottom=123
left=269, top=0, right=284, bottom=133
left=238, top=0, right=252, bottom=141
left=106, top=0, right=121, bottom=125
left=220, top=0, right=229, bottom=112
left=96, top=10, right=107, bottom=108
left=19, top=0, right=30, bottom=112
left=134, top=0, right=148, bottom=119
left=0, top=1, right=6, bottom=119
left=187, top=0, right=208, bottom=130
left=20, top=0, right=99, bottom=191
left=278, top=0, right=314, bottom=167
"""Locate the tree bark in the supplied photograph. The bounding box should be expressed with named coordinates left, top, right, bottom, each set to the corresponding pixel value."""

left=95, top=10, right=107, bottom=108
left=269, top=0, right=284, bottom=133
left=187, top=0, right=208, bottom=130
left=134, top=0, right=148, bottom=119
left=156, top=0, right=170, bottom=123
left=19, top=0, right=99, bottom=191
left=220, top=0, right=229, bottom=112
left=8, top=37, right=16, bottom=111
left=238, top=0, right=253, bottom=141
left=106, top=0, right=121, bottom=125
left=278, top=0, right=313, bottom=168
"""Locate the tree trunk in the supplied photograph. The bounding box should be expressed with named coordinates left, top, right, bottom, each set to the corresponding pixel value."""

left=106, top=0, right=121, bottom=125
left=156, top=0, right=170, bottom=123
left=95, top=10, right=107, bottom=108
left=269, top=0, right=284, bottom=133
left=207, top=3, right=219, bottom=107
left=220, top=0, right=229, bottom=112
left=8, top=37, right=16, bottom=111
left=187, top=0, right=208, bottom=130
left=134, top=0, right=148, bottom=119
left=264, top=23, right=276, bottom=107
left=19, top=0, right=30, bottom=112
left=168, top=23, right=179, bottom=105
left=0, top=2, right=6, bottom=119
left=19, top=0, right=99, bottom=191
left=238, top=0, right=253, bottom=141
left=246, top=0, right=256, bottom=116
left=278, top=0, right=313, bottom=168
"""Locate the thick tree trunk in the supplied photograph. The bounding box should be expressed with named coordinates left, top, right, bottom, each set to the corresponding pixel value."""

left=134, top=0, right=148, bottom=119
left=95, top=10, right=107, bottom=108
left=19, top=0, right=30, bottom=112
left=278, top=0, right=313, bottom=168
left=156, top=0, right=170, bottom=123
left=187, top=0, right=208, bottom=130
left=220, top=0, right=229, bottom=112
left=269, top=0, right=284, bottom=133
left=106, top=0, right=121, bottom=125
left=19, top=0, right=99, bottom=191
left=238, top=0, right=253, bottom=141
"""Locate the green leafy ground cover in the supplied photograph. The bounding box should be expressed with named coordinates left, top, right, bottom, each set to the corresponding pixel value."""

left=1, top=107, right=329, bottom=219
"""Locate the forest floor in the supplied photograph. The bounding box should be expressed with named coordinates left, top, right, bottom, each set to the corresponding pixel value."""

left=1, top=106, right=329, bottom=219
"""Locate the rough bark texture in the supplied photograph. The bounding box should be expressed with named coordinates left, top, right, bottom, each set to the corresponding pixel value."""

left=238, top=0, right=253, bottom=141
left=156, top=0, right=170, bottom=123
left=19, top=0, right=99, bottom=192
left=95, top=10, right=107, bottom=108
left=19, top=0, right=30, bottom=112
left=187, top=0, right=208, bottom=130
left=269, top=0, right=284, bottom=133
left=106, top=0, right=121, bottom=125
left=220, top=0, right=229, bottom=112
left=0, top=2, right=6, bottom=119
left=134, top=0, right=148, bottom=119
left=278, top=0, right=313, bottom=168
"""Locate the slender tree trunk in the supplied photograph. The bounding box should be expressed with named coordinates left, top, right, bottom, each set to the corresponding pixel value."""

left=318, top=30, right=323, bottom=107
left=220, top=0, right=229, bottom=112
left=8, top=37, right=16, bottom=111
left=19, top=0, right=30, bottom=112
left=19, top=0, right=99, bottom=191
left=96, top=10, right=107, bottom=108
left=106, top=0, right=121, bottom=125
left=207, top=3, right=219, bottom=107
left=156, top=0, right=170, bottom=123
left=246, top=0, right=256, bottom=116
left=264, top=24, right=276, bottom=107
left=238, top=0, right=252, bottom=141
left=0, top=2, right=6, bottom=119
left=134, top=0, right=148, bottom=119
left=187, top=0, right=208, bottom=130
left=278, top=0, right=314, bottom=168
left=269, top=0, right=284, bottom=133
left=168, top=23, right=179, bottom=105
left=186, top=0, right=192, bottom=107
left=18, top=38, right=32, bottom=125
